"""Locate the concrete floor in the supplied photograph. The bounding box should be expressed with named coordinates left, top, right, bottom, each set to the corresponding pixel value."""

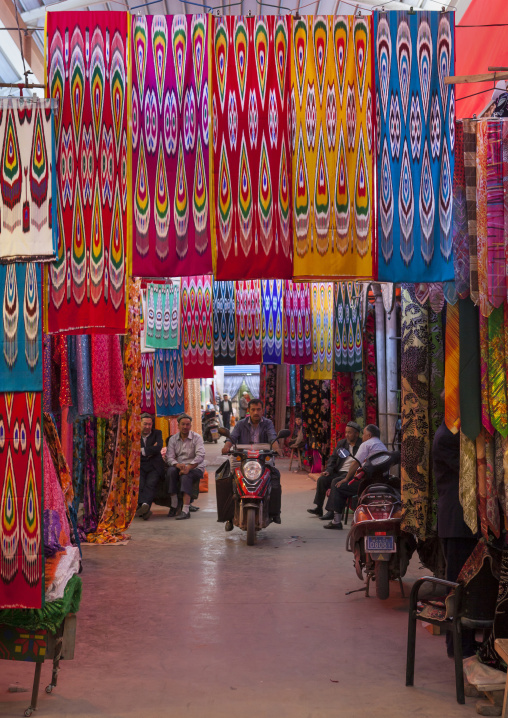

left=2, top=443, right=479, bottom=718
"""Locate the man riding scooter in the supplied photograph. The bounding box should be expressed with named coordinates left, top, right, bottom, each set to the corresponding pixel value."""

left=222, top=398, right=283, bottom=524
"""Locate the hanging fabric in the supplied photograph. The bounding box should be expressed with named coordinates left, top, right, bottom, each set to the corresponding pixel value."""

left=459, top=296, right=481, bottom=441
left=452, top=121, right=470, bottom=297
left=485, top=120, right=505, bottom=309
left=140, top=353, right=155, bottom=414
left=213, top=280, right=236, bottom=366
left=263, top=365, right=277, bottom=422
left=180, top=275, right=213, bottom=378
left=375, top=11, right=455, bottom=282
left=145, top=282, right=180, bottom=349
left=184, top=378, right=202, bottom=433
left=364, top=306, right=378, bottom=426
left=235, top=280, right=262, bottom=364
left=91, top=334, right=127, bottom=418
left=283, top=280, right=312, bottom=365
left=0, top=262, right=42, bottom=391
left=463, top=119, right=479, bottom=303
left=291, top=16, right=375, bottom=280
left=487, top=305, right=508, bottom=437
left=444, top=301, right=460, bottom=434
left=459, top=432, right=478, bottom=535
left=334, top=281, right=362, bottom=372
left=76, top=335, right=93, bottom=417
left=154, top=348, right=185, bottom=416
left=476, top=121, right=493, bottom=317
left=479, top=312, right=495, bottom=435
left=139, top=289, right=154, bottom=354
left=131, top=15, right=212, bottom=277
left=46, top=12, right=128, bottom=333
left=0, top=98, right=56, bottom=262
left=261, top=280, right=283, bottom=365
left=305, top=282, right=334, bottom=380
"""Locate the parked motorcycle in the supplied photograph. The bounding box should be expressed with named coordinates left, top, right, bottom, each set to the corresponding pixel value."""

left=202, top=409, right=220, bottom=443
left=216, top=428, right=290, bottom=545
left=345, top=451, right=416, bottom=600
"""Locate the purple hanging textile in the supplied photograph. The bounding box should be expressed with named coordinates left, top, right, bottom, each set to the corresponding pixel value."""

left=486, top=120, right=505, bottom=308
left=453, top=121, right=470, bottom=298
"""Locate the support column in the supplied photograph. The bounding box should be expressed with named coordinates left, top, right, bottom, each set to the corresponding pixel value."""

left=374, top=288, right=388, bottom=445
left=385, top=306, right=398, bottom=450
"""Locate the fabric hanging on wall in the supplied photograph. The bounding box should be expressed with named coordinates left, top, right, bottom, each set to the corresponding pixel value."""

left=0, top=392, right=43, bottom=609
left=213, top=280, right=236, bottom=365
left=261, top=280, right=283, bottom=365
left=140, top=353, right=155, bottom=414
left=0, top=263, right=42, bottom=391
left=459, top=432, right=478, bottom=535
left=235, top=280, right=262, bottom=364
left=82, top=418, right=98, bottom=534
left=335, top=372, right=354, bottom=442
left=375, top=11, right=455, bottom=282
left=145, top=282, right=180, bottom=349
left=180, top=275, right=213, bottom=379
left=91, top=335, right=128, bottom=418
left=476, top=121, right=493, bottom=318
left=319, top=380, right=331, bottom=461
left=305, top=282, right=333, bottom=380
left=71, top=419, right=86, bottom=538
left=352, top=371, right=366, bottom=428
left=463, top=119, right=479, bottom=303
left=212, top=16, right=293, bottom=280
left=292, top=16, right=375, bottom=280
left=444, top=301, right=460, bottom=434
left=364, top=307, right=377, bottom=426
left=487, top=305, right=508, bottom=437
left=477, top=548, right=508, bottom=671
left=274, top=364, right=287, bottom=433
left=46, top=12, right=128, bottom=333
left=485, top=120, right=505, bottom=309
left=131, top=15, right=212, bottom=277
left=283, top=280, right=312, bottom=365
left=334, top=282, right=362, bottom=372
left=263, top=365, right=277, bottom=422
left=184, top=378, right=202, bottom=434
left=139, top=289, right=154, bottom=354
left=301, top=378, right=321, bottom=450
left=452, top=122, right=470, bottom=297
left=479, top=312, right=495, bottom=436
left=42, top=435, right=70, bottom=560
left=476, top=429, right=500, bottom=539
left=459, top=296, right=481, bottom=441
left=76, top=335, right=93, bottom=416
left=0, top=98, right=56, bottom=262
left=87, top=279, right=142, bottom=544
left=95, top=416, right=118, bottom=517
left=428, top=309, right=445, bottom=529
left=43, top=413, right=74, bottom=508
left=154, top=348, right=185, bottom=416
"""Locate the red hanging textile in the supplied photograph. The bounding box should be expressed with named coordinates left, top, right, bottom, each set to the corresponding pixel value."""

left=180, top=276, right=214, bottom=379
left=235, top=280, right=262, bottom=364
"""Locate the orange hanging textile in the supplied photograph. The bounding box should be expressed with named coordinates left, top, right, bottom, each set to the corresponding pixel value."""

left=444, top=302, right=461, bottom=433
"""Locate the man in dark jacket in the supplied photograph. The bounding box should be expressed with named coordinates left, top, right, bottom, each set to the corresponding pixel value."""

left=307, top=421, right=362, bottom=518
left=219, top=393, right=232, bottom=430
left=135, top=413, right=165, bottom=521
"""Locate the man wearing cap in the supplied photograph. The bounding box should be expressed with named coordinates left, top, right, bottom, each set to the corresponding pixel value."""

left=165, top=414, right=206, bottom=520
left=307, top=421, right=362, bottom=518
left=135, top=413, right=165, bottom=521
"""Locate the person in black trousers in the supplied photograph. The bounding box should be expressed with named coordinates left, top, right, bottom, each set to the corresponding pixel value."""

left=219, top=393, right=232, bottom=430
left=135, top=413, right=165, bottom=521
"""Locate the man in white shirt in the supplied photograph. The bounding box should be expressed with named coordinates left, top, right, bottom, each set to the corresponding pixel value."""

left=219, top=393, right=232, bottom=430
left=165, top=414, right=206, bottom=520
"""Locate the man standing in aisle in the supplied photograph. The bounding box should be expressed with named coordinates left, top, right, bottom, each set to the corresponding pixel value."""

left=239, top=392, right=249, bottom=419
left=165, top=414, right=206, bottom=520
left=136, top=413, right=165, bottom=521
left=219, top=393, right=232, bottom=430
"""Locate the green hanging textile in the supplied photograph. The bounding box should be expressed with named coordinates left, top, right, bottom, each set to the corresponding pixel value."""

left=488, top=305, right=508, bottom=438
left=459, top=432, right=478, bottom=535
left=459, top=297, right=481, bottom=441
left=352, top=372, right=366, bottom=429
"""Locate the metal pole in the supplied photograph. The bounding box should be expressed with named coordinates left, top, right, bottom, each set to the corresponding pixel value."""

left=374, top=289, right=388, bottom=445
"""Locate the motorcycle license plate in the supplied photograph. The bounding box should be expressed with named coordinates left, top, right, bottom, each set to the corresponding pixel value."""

left=211, top=429, right=219, bottom=440
left=366, top=535, right=395, bottom=553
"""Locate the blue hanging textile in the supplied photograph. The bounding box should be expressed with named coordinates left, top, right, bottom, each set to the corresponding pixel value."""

left=0, top=262, right=42, bottom=391
left=261, top=280, right=283, bottom=365
left=154, top=348, right=184, bottom=417
left=375, top=10, right=455, bottom=282
left=213, top=281, right=236, bottom=366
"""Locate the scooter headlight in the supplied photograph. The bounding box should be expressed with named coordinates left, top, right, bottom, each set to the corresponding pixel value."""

left=243, top=460, right=263, bottom=481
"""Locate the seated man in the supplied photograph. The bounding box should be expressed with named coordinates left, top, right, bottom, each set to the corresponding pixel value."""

left=307, top=421, right=361, bottom=518
left=222, top=398, right=282, bottom=524
left=136, top=413, right=165, bottom=521
left=324, top=424, right=387, bottom=530
left=165, top=414, right=206, bottom=520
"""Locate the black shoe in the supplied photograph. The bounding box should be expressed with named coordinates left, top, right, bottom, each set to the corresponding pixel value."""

left=307, top=507, right=323, bottom=517
left=142, top=510, right=153, bottom=521
left=319, top=511, right=334, bottom=521
left=189, top=505, right=199, bottom=513
left=272, top=516, right=281, bottom=524
left=135, top=503, right=150, bottom=518
left=225, top=520, right=234, bottom=532
left=176, top=511, right=191, bottom=520
left=167, top=507, right=179, bottom=517
left=324, top=521, right=343, bottom=530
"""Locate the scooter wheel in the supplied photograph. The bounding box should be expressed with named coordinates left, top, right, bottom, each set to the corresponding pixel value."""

left=375, top=560, right=390, bottom=600
left=246, top=507, right=256, bottom=546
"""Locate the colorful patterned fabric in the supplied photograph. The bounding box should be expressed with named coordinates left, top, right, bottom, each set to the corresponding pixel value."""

left=140, top=353, right=155, bottom=414
left=261, top=280, right=283, bottom=364
left=0, top=98, right=56, bottom=262
left=476, top=121, right=493, bottom=318
left=283, top=280, right=312, bottom=365
left=364, top=307, right=377, bottom=426
left=459, top=432, right=478, bottom=535
left=213, top=280, right=236, bottom=366
left=0, top=392, right=43, bottom=609
left=479, top=312, right=495, bottom=435
left=184, top=378, right=202, bottom=434
left=486, top=120, right=505, bottom=309
left=334, top=372, right=354, bottom=443
left=76, top=335, right=93, bottom=417
left=428, top=308, right=445, bottom=528
left=334, top=282, right=362, bottom=372
left=459, top=297, right=481, bottom=442
left=463, top=119, right=479, bottom=303
left=452, top=121, right=469, bottom=298
left=46, top=12, right=128, bottom=333
left=444, top=301, right=460, bottom=434
left=478, top=547, right=508, bottom=671
left=235, top=280, right=262, bottom=364
left=145, top=282, right=180, bottom=349
left=91, top=335, right=127, bottom=418
left=212, top=16, right=293, bottom=280
left=263, top=364, right=277, bottom=422
left=375, top=11, right=455, bottom=282
left=131, top=15, right=212, bottom=277
left=476, top=429, right=500, bottom=539
left=291, top=16, right=374, bottom=280
left=181, top=275, right=213, bottom=378
left=487, top=305, right=508, bottom=438
left=154, top=348, right=184, bottom=417
left=305, top=282, right=334, bottom=380
left=352, top=371, right=366, bottom=428
left=0, top=263, right=41, bottom=391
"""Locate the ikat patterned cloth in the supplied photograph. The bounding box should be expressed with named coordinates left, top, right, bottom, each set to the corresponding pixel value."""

left=334, top=281, right=362, bottom=372
left=283, top=280, right=312, bottom=365
left=375, top=11, right=455, bottom=282
left=132, top=15, right=212, bottom=278
left=0, top=392, right=43, bottom=609
left=213, top=280, right=236, bottom=366
left=212, top=16, right=293, bottom=280
left=235, top=280, right=262, bottom=364
left=145, top=282, right=180, bottom=349
left=305, top=282, right=334, bottom=380
left=181, top=275, right=213, bottom=379
left=291, top=16, right=375, bottom=280
left=154, top=348, right=184, bottom=417
left=0, top=263, right=41, bottom=391
left=140, top=352, right=155, bottom=414
left=46, top=12, right=128, bottom=333
left=261, top=280, right=283, bottom=364
left=0, top=98, right=56, bottom=263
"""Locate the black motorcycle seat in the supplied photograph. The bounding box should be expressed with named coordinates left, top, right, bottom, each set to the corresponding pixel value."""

left=360, top=483, right=401, bottom=500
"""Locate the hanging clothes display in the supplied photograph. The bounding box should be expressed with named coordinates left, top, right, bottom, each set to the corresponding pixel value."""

left=213, top=280, right=236, bottom=365
left=145, top=282, right=180, bottom=349
left=154, top=348, right=185, bottom=416
left=463, top=118, right=479, bottom=303
left=140, top=353, right=155, bottom=413
left=0, top=392, right=43, bottom=609
left=459, top=297, right=481, bottom=441
left=261, top=280, right=283, bottom=365
left=283, top=280, right=312, bottom=365
left=444, top=301, right=460, bottom=433
left=46, top=12, right=128, bottom=333
left=235, top=280, right=262, bottom=364
left=291, top=16, right=375, bottom=280
left=305, top=282, right=334, bottom=380
left=0, top=98, right=56, bottom=262
left=0, top=262, right=42, bottom=391
left=212, top=16, right=293, bottom=280
left=375, top=11, right=455, bottom=282
left=131, top=14, right=212, bottom=277
left=452, top=121, right=470, bottom=297
left=334, top=281, right=362, bottom=372
left=91, top=334, right=127, bottom=418
left=184, top=378, right=202, bottom=433
left=76, top=335, right=93, bottom=416
left=180, top=275, right=213, bottom=379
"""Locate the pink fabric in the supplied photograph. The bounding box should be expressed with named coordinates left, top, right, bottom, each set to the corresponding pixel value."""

left=91, top=335, right=127, bottom=418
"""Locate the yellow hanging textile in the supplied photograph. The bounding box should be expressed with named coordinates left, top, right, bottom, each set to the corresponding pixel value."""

left=292, top=15, right=375, bottom=280
left=444, top=301, right=461, bottom=433
left=304, top=282, right=334, bottom=380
